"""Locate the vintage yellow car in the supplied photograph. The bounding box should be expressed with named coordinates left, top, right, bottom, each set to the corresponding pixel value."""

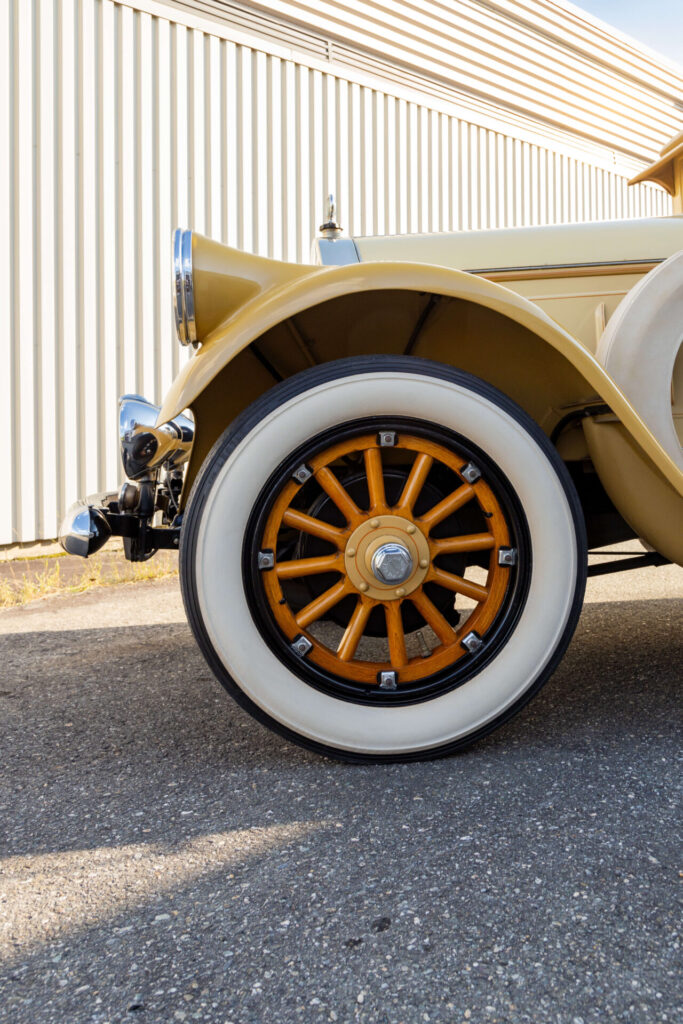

left=60, top=132, right=683, bottom=762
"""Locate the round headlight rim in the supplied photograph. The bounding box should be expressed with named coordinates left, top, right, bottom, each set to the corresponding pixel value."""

left=172, top=227, right=197, bottom=347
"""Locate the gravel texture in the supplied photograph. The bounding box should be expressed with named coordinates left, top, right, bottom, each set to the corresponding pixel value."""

left=0, top=556, right=681, bottom=1024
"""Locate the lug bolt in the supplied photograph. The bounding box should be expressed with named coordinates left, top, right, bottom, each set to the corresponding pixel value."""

left=291, top=635, right=313, bottom=657
left=346, top=547, right=356, bottom=557
left=460, top=461, right=481, bottom=484
left=461, top=630, right=483, bottom=654
left=395, top=587, right=406, bottom=598
left=292, top=463, right=313, bottom=484
left=498, top=547, right=518, bottom=566
left=369, top=519, right=380, bottom=529
left=359, top=582, right=369, bottom=592
left=406, top=524, right=416, bottom=534
left=419, top=557, right=429, bottom=568
left=257, top=550, right=275, bottom=570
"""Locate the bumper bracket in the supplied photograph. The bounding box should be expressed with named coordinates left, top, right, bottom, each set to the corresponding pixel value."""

left=59, top=493, right=180, bottom=562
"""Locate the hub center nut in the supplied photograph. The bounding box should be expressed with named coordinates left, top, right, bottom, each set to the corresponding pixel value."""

left=371, top=542, right=414, bottom=585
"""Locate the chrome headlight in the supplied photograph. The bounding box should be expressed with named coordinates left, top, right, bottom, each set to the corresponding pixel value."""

left=119, top=394, right=194, bottom=479
left=172, top=228, right=196, bottom=346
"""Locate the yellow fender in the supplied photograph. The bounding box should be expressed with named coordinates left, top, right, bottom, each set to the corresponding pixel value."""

left=160, top=242, right=683, bottom=502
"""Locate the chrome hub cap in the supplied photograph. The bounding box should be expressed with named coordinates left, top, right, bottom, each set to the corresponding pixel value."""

left=371, top=542, right=414, bottom=584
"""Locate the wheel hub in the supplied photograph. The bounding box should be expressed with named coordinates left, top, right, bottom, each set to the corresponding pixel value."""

left=344, top=514, right=431, bottom=601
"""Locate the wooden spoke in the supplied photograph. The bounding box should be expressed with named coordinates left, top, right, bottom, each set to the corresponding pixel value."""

left=282, top=508, right=347, bottom=548
left=295, top=580, right=350, bottom=628
left=409, top=589, right=456, bottom=647
left=429, top=566, right=488, bottom=603
left=276, top=554, right=344, bottom=579
left=420, top=483, right=474, bottom=532
left=398, top=453, right=433, bottom=512
left=364, top=447, right=386, bottom=512
left=431, top=532, right=495, bottom=556
left=385, top=601, right=408, bottom=668
left=314, top=466, right=362, bottom=524
left=337, top=599, right=374, bottom=661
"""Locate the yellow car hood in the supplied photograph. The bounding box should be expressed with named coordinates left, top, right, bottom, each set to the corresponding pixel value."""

left=353, top=216, right=683, bottom=271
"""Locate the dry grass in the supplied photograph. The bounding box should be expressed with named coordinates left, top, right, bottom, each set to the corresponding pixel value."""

left=0, top=551, right=179, bottom=609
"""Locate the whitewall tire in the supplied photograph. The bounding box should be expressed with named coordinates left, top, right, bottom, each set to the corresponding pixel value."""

left=180, top=357, right=586, bottom=762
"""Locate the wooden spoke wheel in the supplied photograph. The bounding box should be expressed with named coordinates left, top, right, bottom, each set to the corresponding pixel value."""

left=182, top=357, right=586, bottom=762
left=251, top=426, right=521, bottom=696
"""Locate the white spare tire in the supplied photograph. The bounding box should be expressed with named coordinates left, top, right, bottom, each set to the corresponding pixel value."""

left=596, top=250, right=683, bottom=472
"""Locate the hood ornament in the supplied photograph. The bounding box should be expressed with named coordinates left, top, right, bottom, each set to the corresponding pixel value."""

left=319, top=194, right=343, bottom=238
left=312, top=193, right=359, bottom=265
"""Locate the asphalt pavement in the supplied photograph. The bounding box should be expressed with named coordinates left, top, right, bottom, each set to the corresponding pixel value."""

left=0, top=555, right=681, bottom=1024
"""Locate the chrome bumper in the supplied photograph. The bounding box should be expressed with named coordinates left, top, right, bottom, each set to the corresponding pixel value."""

left=58, top=394, right=193, bottom=561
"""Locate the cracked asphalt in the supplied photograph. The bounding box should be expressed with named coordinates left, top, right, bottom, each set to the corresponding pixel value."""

left=0, top=553, right=681, bottom=1024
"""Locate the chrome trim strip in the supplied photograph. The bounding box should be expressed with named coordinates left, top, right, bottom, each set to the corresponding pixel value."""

left=469, top=257, right=664, bottom=281
left=172, top=227, right=196, bottom=346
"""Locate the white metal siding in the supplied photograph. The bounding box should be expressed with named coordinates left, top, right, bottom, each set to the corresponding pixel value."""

left=174, top=0, right=683, bottom=161
left=1, top=0, right=676, bottom=545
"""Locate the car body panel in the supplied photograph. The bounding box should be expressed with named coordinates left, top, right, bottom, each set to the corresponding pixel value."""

left=158, top=247, right=683, bottom=498
left=351, top=218, right=683, bottom=352
left=352, top=218, right=683, bottom=274
left=157, top=129, right=683, bottom=567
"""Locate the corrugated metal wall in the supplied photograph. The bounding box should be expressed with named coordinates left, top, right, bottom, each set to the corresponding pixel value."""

left=1, top=0, right=675, bottom=546
left=194, top=0, right=683, bottom=159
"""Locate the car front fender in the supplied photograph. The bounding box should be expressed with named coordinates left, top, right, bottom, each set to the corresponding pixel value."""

left=159, top=258, right=683, bottom=500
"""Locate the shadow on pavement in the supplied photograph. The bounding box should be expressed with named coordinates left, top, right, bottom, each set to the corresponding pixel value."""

left=0, top=597, right=679, bottom=855
left=0, top=595, right=680, bottom=1022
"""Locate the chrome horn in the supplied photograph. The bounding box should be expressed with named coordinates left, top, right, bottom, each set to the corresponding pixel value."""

left=119, top=394, right=194, bottom=480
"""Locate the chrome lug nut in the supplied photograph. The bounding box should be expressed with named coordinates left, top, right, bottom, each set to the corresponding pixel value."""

left=461, top=630, right=483, bottom=654
left=291, top=635, right=313, bottom=657
left=378, top=431, right=397, bottom=447
left=460, top=462, right=482, bottom=484
left=257, top=550, right=275, bottom=570
left=372, top=543, right=414, bottom=584
left=379, top=671, right=398, bottom=690
left=498, top=547, right=518, bottom=566
left=292, top=464, right=312, bottom=484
